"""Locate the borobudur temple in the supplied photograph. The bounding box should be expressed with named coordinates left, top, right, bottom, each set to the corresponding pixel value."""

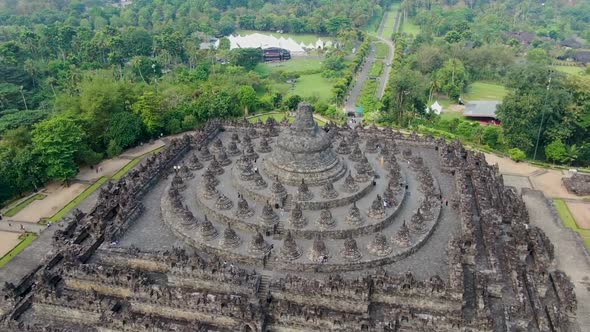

left=0, top=103, right=579, bottom=331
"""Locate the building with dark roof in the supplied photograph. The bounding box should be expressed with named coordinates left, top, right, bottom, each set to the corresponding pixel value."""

left=505, top=31, right=536, bottom=45
left=262, top=47, right=291, bottom=62
left=463, top=101, right=502, bottom=122
left=574, top=50, right=590, bottom=64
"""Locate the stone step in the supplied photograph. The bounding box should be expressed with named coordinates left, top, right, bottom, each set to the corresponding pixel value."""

left=257, top=274, right=271, bottom=302
left=272, top=225, right=286, bottom=240
left=530, top=169, right=548, bottom=177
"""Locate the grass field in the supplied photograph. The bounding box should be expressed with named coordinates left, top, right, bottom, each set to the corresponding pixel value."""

left=46, top=177, right=108, bottom=223
left=289, top=73, right=333, bottom=103
left=257, top=58, right=324, bottom=75
left=375, top=43, right=389, bottom=59
left=463, top=82, right=507, bottom=101
left=401, top=18, right=420, bottom=35
left=551, top=65, right=586, bottom=76
left=0, top=233, right=38, bottom=268
left=235, top=30, right=324, bottom=45
left=3, top=193, right=46, bottom=217
left=369, top=60, right=384, bottom=78
left=440, top=111, right=463, bottom=121
left=554, top=199, right=590, bottom=251
left=256, top=57, right=333, bottom=103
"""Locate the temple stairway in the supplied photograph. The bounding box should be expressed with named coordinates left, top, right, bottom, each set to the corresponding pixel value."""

left=258, top=274, right=271, bottom=303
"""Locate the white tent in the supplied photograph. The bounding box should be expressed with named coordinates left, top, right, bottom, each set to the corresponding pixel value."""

left=426, top=101, right=443, bottom=115
left=315, top=39, right=324, bottom=49
left=216, top=33, right=307, bottom=54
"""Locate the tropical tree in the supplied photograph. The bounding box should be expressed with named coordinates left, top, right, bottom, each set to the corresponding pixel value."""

left=31, top=115, right=85, bottom=183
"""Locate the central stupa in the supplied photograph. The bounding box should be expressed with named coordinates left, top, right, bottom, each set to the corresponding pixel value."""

left=264, top=103, right=346, bottom=185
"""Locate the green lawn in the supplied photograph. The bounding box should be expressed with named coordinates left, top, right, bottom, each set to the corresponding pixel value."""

left=46, top=177, right=108, bottom=223
left=369, top=60, right=384, bottom=78
left=375, top=43, right=389, bottom=59
left=263, top=57, right=324, bottom=73
left=288, top=73, right=333, bottom=103
left=401, top=19, right=421, bottom=35
left=554, top=199, right=590, bottom=251
left=235, top=30, right=323, bottom=45
left=3, top=193, right=46, bottom=217
left=463, top=82, right=507, bottom=101
left=440, top=112, right=463, bottom=121
left=0, top=233, right=38, bottom=268
left=551, top=65, right=585, bottom=76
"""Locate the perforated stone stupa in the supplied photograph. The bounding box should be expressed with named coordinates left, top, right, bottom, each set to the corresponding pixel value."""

left=264, top=103, right=346, bottom=185
left=0, top=103, right=579, bottom=332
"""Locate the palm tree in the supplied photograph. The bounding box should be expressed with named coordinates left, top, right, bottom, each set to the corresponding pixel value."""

left=131, top=57, right=148, bottom=84
left=428, top=77, right=440, bottom=103
left=46, top=77, right=57, bottom=97
left=563, top=144, right=579, bottom=165
left=19, top=86, right=28, bottom=110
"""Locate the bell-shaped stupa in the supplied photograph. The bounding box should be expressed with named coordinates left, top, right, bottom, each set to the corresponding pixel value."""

left=264, top=103, right=346, bottom=186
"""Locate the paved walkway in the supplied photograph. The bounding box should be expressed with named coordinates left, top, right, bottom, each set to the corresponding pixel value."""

left=6, top=182, right=88, bottom=223
left=374, top=9, right=399, bottom=98
left=0, top=136, right=174, bottom=283
left=523, top=190, right=590, bottom=330
left=0, top=232, right=22, bottom=257
left=1, top=139, right=168, bottom=225
left=0, top=221, right=46, bottom=234
left=484, top=152, right=590, bottom=228
left=344, top=45, right=375, bottom=113
left=343, top=6, right=400, bottom=114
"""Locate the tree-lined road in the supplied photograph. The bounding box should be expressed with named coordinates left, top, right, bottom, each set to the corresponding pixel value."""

left=375, top=10, right=401, bottom=99
left=343, top=6, right=400, bottom=115
left=343, top=45, right=376, bottom=114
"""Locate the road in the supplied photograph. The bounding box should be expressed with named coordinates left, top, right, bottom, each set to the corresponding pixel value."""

left=374, top=10, right=400, bottom=99
left=343, top=45, right=376, bottom=114
left=344, top=7, right=400, bottom=115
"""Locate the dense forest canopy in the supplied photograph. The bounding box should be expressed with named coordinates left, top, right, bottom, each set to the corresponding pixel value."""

left=378, top=0, right=590, bottom=167
left=0, top=0, right=391, bottom=205
left=1, top=0, right=589, bottom=206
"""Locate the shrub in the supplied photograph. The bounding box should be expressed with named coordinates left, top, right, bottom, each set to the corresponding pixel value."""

left=508, top=148, right=526, bottom=162
left=482, top=126, right=503, bottom=148
left=544, top=139, right=567, bottom=164
left=182, top=115, right=198, bottom=130
left=107, top=139, right=123, bottom=158
left=456, top=121, right=476, bottom=139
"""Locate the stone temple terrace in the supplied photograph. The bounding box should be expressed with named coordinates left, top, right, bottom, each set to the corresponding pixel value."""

left=0, top=103, right=579, bottom=331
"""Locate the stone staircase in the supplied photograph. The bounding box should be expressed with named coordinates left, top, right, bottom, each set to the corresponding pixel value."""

left=258, top=274, right=271, bottom=303
left=282, top=194, right=294, bottom=210
left=273, top=224, right=285, bottom=239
